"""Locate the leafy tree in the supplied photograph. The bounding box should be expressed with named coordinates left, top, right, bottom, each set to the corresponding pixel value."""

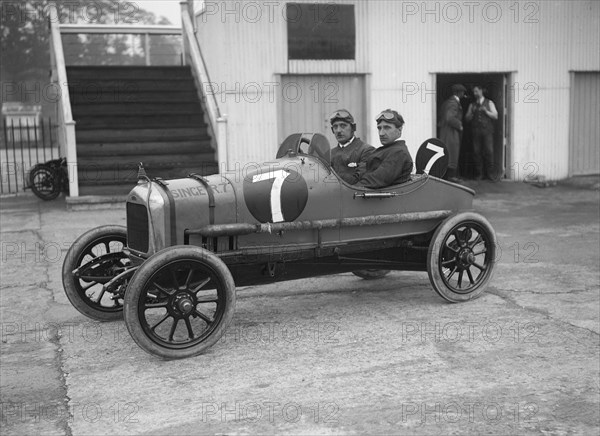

left=1, top=0, right=177, bottom=107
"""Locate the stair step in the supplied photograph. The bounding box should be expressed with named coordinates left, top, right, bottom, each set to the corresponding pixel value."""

left=68, top=65, right=218, bottom=196
left=78, top=184, right=137, bottom=196
left=72, top=102, right=202, bottom=116
left=77, top=163, right=217, bottom=196
left=67, top=66, right=192, bottom=80
left=78, top=153, right=216, bottom=169
left=78, top=164, right=218, bottom=185
left=76, top=141, right=213, bottom=156
left=68, top=78, right=195, bottom=93
left=74, top=114, right=206, bottom=129
left=76, top=127, right=209, bottom=143
left=70, top=90, right=198, bottom=104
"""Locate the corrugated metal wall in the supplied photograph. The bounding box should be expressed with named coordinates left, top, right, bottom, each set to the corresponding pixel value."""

left=195, top=0, right=600, bottom=180
left=279, top=74, right=367, bottom=146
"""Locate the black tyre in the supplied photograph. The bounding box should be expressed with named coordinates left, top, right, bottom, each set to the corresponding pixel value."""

left=352, top=269, right=391, bottom=280
left=29, top=164, right=60, bottom=201
left=124, top=246, right=236, bottom=359
left=427, top=212, right=497, bottom=302
left=62, top=225, right=128, bottom=321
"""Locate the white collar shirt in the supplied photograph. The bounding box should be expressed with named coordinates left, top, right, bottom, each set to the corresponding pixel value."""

left=338, top=136, right=356, bottom=148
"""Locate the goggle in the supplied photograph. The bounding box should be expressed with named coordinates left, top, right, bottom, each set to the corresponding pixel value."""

left=375, top=110, right=398, bottom=122
left=329, top=110, right=353, bottom=123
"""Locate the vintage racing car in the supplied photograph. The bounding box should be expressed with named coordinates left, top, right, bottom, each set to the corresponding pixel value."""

left=62, top=133, right=497, bottom=359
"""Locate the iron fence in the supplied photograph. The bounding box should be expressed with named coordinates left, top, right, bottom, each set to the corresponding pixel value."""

left=1, top=118, right=59, bottom=194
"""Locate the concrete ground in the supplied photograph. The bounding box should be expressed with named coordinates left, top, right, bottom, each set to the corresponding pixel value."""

left=1, top=177, right=599, bottom=435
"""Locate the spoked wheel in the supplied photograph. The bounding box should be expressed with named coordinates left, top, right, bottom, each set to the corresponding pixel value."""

left=62, top=225, right=128, bottom=320
left=352, top=269, right=391, bottom=280
left=124, top=246, right=236, bottom=359
left=29, top=164, right=60, bottom=200
left=427, top=212, right=497, bottom=302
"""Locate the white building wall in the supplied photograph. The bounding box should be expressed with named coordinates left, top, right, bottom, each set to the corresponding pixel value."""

left=195, top=0, right=600, bottom=180
left=194, top=1, right=287, bottom=168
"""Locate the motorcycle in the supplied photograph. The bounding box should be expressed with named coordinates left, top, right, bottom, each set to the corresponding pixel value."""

left=28, top=157, right=68, bottom=201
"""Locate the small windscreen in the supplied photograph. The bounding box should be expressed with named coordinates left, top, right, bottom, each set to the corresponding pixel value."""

left=276, top=133, right=331, bottom=164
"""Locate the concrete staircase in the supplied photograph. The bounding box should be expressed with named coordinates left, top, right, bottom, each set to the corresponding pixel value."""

left=67, top=66, right=217, bottom=196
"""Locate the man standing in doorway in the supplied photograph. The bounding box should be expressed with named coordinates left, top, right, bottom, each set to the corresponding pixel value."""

left=465, top=85, right=498, bottom=180
left=439, top=84, right=466, bottom=182
left=329, top=109, right=374, bottom=184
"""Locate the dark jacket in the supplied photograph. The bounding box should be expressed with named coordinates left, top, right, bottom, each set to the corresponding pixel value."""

left=438, top=96, right=463, bottom=169
left=330, top=137, right=374, bottom=185
left=357, top=140, right=413, bottom=188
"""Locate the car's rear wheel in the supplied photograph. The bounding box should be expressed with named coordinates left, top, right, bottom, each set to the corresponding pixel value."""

left=62, top=225, right=128, bottom=321
left=427, top=212, right=496, bottom=302
left=352, top=269, right=390, bottom=280
left=124, top=246, right=236, bottom=359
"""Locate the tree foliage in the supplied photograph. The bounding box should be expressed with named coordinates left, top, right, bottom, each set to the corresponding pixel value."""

left=1, top=1, right=176, bottom=86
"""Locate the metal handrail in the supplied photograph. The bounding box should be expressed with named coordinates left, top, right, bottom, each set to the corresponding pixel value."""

left=48, top=2, right=78, bottom=196
left=180, top=3, right=229, bottom=170
left=59, top=24, right=181, bottom=34
left=180, top=8, right=220, bottom=125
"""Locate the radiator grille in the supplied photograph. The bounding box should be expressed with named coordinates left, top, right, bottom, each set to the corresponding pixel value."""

left=127, top=202, right=149, bottom=253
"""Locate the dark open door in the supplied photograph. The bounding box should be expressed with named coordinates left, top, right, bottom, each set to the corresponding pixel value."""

left=436, top=73, right=509, bottom=179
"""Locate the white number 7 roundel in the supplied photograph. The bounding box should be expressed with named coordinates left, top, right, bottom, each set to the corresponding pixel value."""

left=415, top=138, right=449, bottom=178
left=424, top=143, right=445, bottom=174
left=252, top=169, right=291, bottom=222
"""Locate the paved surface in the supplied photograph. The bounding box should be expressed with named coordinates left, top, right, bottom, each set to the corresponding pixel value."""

left=1, top=178, right=599, bottom=435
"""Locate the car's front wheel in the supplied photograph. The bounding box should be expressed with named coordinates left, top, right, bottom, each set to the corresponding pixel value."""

left=124, top=246, right=236, bottom=359
left=427, top=212, right=497, bottom=302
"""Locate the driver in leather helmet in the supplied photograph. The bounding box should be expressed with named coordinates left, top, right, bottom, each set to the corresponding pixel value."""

left=356, top=109, right=413, bottom=188
left=329, top=109, right=374, bottom=185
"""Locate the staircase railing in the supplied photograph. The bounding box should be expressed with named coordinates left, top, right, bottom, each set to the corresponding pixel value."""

left=180, top=2, right=229, bottom=172
left=48, top=2, right=78, bottom=196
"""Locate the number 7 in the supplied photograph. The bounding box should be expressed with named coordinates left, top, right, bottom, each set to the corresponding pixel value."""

left=252, top=169, right=291, bottom=222
left=424, top=143, right=445, bottom=174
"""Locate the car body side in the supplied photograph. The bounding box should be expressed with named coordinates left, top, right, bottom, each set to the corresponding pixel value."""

left=125, top=153, right=475, bottom=283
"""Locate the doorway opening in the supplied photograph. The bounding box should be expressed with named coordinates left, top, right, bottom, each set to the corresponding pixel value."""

left=436, top=73, right=511, bottom=180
